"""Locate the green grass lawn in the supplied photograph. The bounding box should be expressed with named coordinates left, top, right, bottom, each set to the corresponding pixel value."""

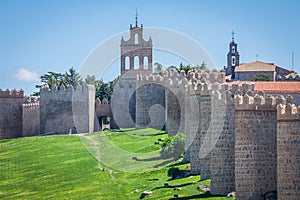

left=0, top=129, right=229, bottom=199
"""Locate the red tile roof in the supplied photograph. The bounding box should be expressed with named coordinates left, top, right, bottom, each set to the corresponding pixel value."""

left=235, top=61, right=276, bottom=72
left=254, top=82, right=300, bottom=93
left=229, top=81, right=300, bottom=93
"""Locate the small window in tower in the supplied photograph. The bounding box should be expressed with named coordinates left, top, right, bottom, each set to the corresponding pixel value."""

left=134, top=33, right=139, bottom=44
left=134, top=56, right=139, bottom=70
left=125, top=56, right=130, bottom=70
left=232, top=56, right=236, bottom=66
left=232, top=46, right=235, bottom=53
left=144, top=56, right=148, bottom=70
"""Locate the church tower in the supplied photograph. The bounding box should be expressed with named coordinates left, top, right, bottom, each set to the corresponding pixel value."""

left=226, top=31, right=240, bottom=80
left=120, top=11, right=153, bottom=78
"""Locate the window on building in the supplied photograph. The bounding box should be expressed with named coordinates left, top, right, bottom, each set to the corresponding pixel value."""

left=232, top=46, right=235, bottom=53
left=232, top=56, right=236, bottom=66
left=144, top=56, right=148, bottom=70
left=134, top=56, right=139, bottom=70
left=134, top=33, right=139, bottom=44
left=125, top=56, right=130, bottom=70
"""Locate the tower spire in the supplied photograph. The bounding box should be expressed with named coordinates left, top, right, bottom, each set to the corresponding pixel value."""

left=135, top=8, right=138, bottom=27
left=231, top=31, right=235, bottom=42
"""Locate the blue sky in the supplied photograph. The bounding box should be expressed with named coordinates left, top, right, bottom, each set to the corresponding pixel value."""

left=1, top=0, right=300, bottom=94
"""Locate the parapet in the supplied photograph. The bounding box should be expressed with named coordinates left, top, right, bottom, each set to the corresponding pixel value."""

left=22, top=102, right=40, bottom=108
left=231, top=82, right=255, bottom=95
left=235, top=92, right=277, bottom=110
left=40, top=84, right=95, bottom=100
left=277, top=103, right=300, bottom=121
left=137, top=74, right=164, bottom=83
left=0, top=89, right=24, bottom=98
left=24, top=95, right=40, bottom=103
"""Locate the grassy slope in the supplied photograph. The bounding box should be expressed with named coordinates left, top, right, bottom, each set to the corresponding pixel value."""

left=0, top=129, right=228, bottom=199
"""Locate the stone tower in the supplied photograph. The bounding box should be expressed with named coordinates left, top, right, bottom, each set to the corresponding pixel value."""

left=0, top=89, right=24, bottom=139
left=113, top=15, right=153, bottom=128
left=277, top=98, right=300, bottom=200
left=226, top=31, right=240, bottom=79
left=235, top=91, right=277, bottom=200
left=120, top=13, right=153, bottom=78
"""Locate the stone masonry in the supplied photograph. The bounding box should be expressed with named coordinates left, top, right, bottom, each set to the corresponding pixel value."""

left=234, top=92, right=278, bottom=200
left=0, top=89, right=24, bottom=139
left=277, top=100, right=300, bottom=200
left=135, top=74, right=165, bottom=129
left=40, top=84, right=95, bottom=134
left=22, top=102, right=40, bottom=137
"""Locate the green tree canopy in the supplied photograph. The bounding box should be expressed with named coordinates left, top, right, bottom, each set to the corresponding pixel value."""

left=251, top=74, right=272, bottom=81
left=160, top=133, right=185, bottom=160
left=37, top=68, right=120, bottom=102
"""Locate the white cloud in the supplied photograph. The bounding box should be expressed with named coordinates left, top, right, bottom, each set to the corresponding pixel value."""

left=14, top=67, right=39, bottom=82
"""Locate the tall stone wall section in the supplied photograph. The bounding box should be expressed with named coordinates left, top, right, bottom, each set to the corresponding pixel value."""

left=40, top=84, right=95, bottom=134
left=185, top=70, right=225, bottom=174
left=112, top=78, right=136, bottom=128
left=135, top=74, right=165, bottom=129
left=210, top=84, right=235, bottom=195
left=277, top=99, right=300, bottom=200
left=185, top=83, right=201, bottom=164
left=0, top=89, right=24, bottom=139
left=95, top=98, right=118, bottom=130
left=165, top=75, right=187, bottom=135
left=234, top=92, right=278, bottom=200
left=22, top=102, right=40, bottom=137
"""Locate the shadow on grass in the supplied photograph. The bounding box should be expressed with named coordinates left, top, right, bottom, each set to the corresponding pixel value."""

left=140, top=132, right=167, bottom=136
left=152, top=182, right=195, bottom=191
left=167, top=162, right=187, bottom=168
left=132, top=156, right=176, bottom=168
left=168, top=191, right=225, bottom=200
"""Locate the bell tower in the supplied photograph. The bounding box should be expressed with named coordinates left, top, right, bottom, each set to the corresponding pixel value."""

left=226, top=31, right=240, bottom=80
left=120, top=11, right=153, bottom=78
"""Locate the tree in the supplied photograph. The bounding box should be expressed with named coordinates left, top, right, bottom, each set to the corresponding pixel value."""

left=65, top=67, right=82, bottom=87
left=39, top=67, right=82, bottom=89
left=177, top=62, right=208, bottom=73
left=40, top=71, right=65, bottom=89
left=85, top=75, right=97, bottom=85
left=251, top=74, right=272, bottom=81
left=160, top=133, right=185, bottom=160
left=94, top=76, right=120, bottom=102
left=154, top=62, right=164, bottom=75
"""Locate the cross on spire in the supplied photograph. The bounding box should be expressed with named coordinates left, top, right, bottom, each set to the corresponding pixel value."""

left=231, top=31, right=235, bottom=41
left=135, top=8, right=138, bottom=27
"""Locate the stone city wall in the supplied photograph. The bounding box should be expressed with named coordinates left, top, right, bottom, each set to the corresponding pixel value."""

left=0, top=89, right=24, bottom=139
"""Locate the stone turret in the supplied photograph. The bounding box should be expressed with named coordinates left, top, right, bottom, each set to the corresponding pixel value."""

left=22, top=102, right=40, bottom=137
left=210, top=84, right=235, bottom=195
left=135, top=74, right=165, bottom=129
left=277, top=99, right=300, bottom=200
left=40, top=84, right=95, bottom=134
left=234, top=91, right=277, bottom=200
left=0, top=89, right=24, bottom=139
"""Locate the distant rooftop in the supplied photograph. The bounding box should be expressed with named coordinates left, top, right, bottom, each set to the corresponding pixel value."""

left=254, top=81, right=300, bottom=93
left=235, top=61, right=276, bottom=72
left=230, top=81, right=300, bottom=93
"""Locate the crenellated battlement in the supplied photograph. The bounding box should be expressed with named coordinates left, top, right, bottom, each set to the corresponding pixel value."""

left=235, top=91, right=278, bottom=110
left=277, top=103, right=300, bottom=121
left=40, top=84, right=95, bottom=102
left=95, top=97, right=110, bottom=106
left=22, top=102, right=40, bottom=108
left=24, top=96, right=40, bottom=103
left=40, top=84, right=94, bottom=93
left=162, top=69, right=225, bottom=83
left=231, top=82, right=255, bottom=95
left=136, top=74, right=165, bottom=83
left=0, top=89, right=24, bottom=98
